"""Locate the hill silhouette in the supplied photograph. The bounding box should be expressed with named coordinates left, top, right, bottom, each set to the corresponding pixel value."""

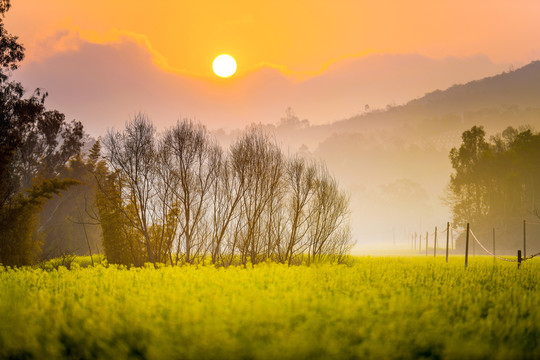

left=330, top=60, right=540, bottom=139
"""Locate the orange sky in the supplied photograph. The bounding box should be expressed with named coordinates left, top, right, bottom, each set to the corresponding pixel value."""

left=6, top=0, right=540, bottom=79
left=3, top=0, right=540, bottom=136
left=6, top=0, right=540, bottom=244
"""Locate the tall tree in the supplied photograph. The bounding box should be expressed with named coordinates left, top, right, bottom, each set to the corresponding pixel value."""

left=102, top=114, right=158, bottom=264
left=230, top=126, right=284, bottom=265
left=208, top=155, right=245, bottom=265
left=448, top=126, right=490, bottom=226
left=283, top=156, right=317, bottom=264
left=448, top=125, right=540, bottom=250
left=159, top=119, right=221, bottom=264
left=0, top=2, right=84, bottom=265
left=307, top=165, right=351, bottom=263
left=0, top=0, right=24, bottom=82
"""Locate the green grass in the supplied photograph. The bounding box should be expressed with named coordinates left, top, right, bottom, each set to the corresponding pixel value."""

left=0, top=256, right=538, bottom=359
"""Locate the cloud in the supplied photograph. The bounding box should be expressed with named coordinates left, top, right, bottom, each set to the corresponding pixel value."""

left=26, top=26, right=376, bottom=81
left=13, top=30, right=511, bottom=138
left=26, top=27, right=82, bottom=62
left=25, top=26, right=189, bottom=75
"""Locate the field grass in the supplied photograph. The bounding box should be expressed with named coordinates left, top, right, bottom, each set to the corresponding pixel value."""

left=0, top=256, right=539, bottom=359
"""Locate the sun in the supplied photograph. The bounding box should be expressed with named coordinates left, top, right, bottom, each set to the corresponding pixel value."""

left=213, top=54, right=237, bottom=78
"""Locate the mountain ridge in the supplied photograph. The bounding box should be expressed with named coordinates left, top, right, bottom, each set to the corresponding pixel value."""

left=330, top=60, right=540, bottom=134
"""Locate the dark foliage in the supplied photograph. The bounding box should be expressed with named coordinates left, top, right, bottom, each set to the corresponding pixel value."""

left=0, top=3, right=85, bottom=265
left=448, top=125, right=540, bottom=251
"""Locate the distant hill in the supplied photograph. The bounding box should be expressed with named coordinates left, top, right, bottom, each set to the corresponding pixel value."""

left=247, top=61, right=540, bottom=155
left=330, top=60, right=540, bottom=140
left=410, top=61, right=540, bottom=110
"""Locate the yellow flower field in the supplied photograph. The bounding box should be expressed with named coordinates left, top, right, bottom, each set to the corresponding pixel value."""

left=0, top=257, right=538, bottom=359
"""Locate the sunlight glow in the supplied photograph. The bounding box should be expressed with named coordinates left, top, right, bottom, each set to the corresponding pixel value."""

left=213, top=54, right=237, bottom=78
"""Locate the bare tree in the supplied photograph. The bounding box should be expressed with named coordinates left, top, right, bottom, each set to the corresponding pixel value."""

left=153, top=141, right=180, bottom=264
left=308, top=165, right=352, bottom=264
left=209, top=155, right=245, bottom=265
left=262, top=185, right=287, bottom=262
left=97, top=117, right=353, bottom=267
left=283, top=156, right=317, bottom=265
left=102, top=113, right=157, bottom=264
left=160, top=119, right=220, bottom=264
left=230, top=126, right=284, bottom=265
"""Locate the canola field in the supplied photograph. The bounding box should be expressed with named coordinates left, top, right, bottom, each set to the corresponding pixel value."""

left=0, top=257, right=539, bottom=360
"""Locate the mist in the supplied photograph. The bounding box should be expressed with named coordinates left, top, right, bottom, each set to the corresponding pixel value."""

left=10, top=33, right=540, bottom=255
left=212, top=61, right=540, bottom=253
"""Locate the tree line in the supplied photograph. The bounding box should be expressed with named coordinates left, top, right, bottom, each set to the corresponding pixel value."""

left=0, top=1, right=352, bottom=266
left=448, top=125, right=540, bottom=250
left=93, top=115, right=353, bottom=267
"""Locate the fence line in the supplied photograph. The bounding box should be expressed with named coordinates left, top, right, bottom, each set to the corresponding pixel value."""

left=469, top=230, right=518, bottom=262
left=411, top=220, right=540, bottom=267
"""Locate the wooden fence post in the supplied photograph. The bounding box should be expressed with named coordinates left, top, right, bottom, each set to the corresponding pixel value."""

left=523, top=220, right=527, bottom=259
left=492, top=228, right=496, bottom=263
left=465, top=223, right=470, bottom=268
left=518, top=250, right=522, bottom=269
left=434, top=227, right=437, bottom=257
left=446, top=222, right=450, bottom=263
left=451, top=223, right=454, bottom=249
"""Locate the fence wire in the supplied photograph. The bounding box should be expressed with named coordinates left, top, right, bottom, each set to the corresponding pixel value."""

left=427, top=224, right=450, bottom=237
left=413, top=224, right=540, bottom=263
left=469, top=230, right=518, bottom=262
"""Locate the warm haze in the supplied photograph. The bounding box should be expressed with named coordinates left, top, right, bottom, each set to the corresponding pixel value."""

left=4, top=0, right=540, bottom=252
left=7, top=0, right=540, bottom=77
left=5, top=0, right=540, bottom=134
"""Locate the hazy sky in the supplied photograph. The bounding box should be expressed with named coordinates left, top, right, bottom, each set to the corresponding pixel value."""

left=6, top=0, right=539, bottom=249
left=7, top=0, right=540, bottom=76
left=4, top=0, right=540, bottom=135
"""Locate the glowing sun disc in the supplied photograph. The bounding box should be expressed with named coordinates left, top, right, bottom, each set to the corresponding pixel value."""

left=213, top=54, right=237, bottom=77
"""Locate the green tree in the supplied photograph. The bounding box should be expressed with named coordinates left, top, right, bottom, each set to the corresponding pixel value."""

left=101, top=116, right=159, bottom=265
left=448, top=125, right=540, bottom=251
left=0, top=0, right=24, bottom=82
left=0, top=178, right=77, bottom=266
left=95, top=166, right=144, bottom=266
left=448, top=126, right=490, bottom=226
left=0, top=2, right=85, bottom=265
